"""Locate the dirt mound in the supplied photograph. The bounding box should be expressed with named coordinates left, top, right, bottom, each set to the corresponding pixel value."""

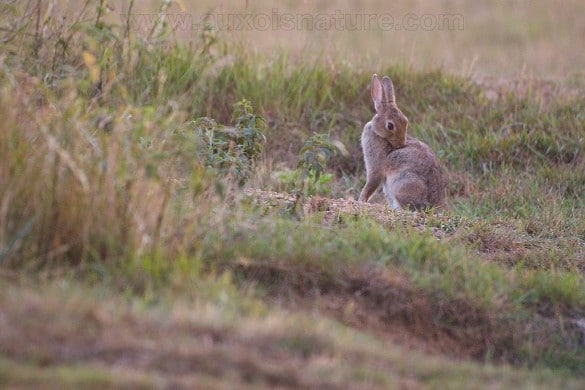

left=244, top=189, right=455, bottom=240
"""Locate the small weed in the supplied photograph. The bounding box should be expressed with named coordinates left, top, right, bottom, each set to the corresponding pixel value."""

left=192, top=99, right=266, bottom=185
left=294, top=133, right=337, bottom=196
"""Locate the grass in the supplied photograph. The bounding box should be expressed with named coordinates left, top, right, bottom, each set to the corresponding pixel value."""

left=1, top=0, right=585, bottom=388
left=0, top=357, right=154, bottom=390
left=1, top=279, right=585, bottom=389
left=124, top=0, right=585, bottom=84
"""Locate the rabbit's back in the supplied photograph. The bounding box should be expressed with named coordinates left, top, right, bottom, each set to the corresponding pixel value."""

left=384, top=136, right=445, bottom=209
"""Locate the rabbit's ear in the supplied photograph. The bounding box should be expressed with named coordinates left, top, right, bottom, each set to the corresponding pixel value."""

left=371, top=74, right=384, bottom=111
left=381, top=76, right=395, bottom=103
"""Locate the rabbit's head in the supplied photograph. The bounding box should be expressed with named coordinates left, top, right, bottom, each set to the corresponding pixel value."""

left=370, top=74, right=408, bottom=149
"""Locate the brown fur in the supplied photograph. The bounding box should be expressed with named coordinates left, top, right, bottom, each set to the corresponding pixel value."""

left=358, top=74, right=446, bottom=210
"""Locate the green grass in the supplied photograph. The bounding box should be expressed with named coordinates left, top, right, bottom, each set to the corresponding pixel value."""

left=0, top=357, right=155, bottom=390
left=1, top=1, right=585, bottom=387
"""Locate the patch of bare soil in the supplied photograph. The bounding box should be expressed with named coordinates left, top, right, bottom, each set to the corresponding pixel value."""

left=244, top=189, right=456, bottom=240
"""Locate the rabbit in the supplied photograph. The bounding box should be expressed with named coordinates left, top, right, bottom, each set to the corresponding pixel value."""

left=358, top=74, right=446, bottom=210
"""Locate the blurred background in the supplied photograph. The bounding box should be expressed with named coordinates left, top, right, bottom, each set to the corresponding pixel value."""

left=114, top=0, right=585, bottom=89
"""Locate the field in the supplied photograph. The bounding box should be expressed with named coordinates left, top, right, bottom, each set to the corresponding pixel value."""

left=1, top=0, right=585, bottom=388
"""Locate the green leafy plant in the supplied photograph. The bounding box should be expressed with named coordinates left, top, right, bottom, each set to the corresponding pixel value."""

left=193, top=99, right=266, bottom=185
left=296, top=133, right=337, bottom=196
left=231, top=99, right=267, bottom=163
left=275, top=169, right=333, bottom=197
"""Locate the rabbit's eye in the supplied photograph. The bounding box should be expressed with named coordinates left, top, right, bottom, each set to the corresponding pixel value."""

left=387, top=122, right=395, bottom=131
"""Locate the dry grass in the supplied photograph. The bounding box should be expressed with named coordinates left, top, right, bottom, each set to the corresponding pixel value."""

left=119, top=0, right=585, bottom=88
left=26, top=1, right=585, bottom=90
